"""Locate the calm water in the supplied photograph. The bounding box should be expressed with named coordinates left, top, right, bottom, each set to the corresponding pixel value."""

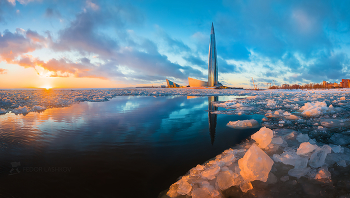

left=0, top=96, right=264, bottom=198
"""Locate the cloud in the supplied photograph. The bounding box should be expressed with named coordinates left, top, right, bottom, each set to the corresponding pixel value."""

left=0, top=29, right=44, bottom=62
left=4, top=0, right=350, bottom=86
left=15, top=56, right=125, bottom=79
left=26, top=29, right=47, bottom=43
left=301, top=52, right=349, bottom=81
left=6, top=0, right=39, bottom=6
left=86, top=0, right=99, bottom=11
left=46, top=9, right=204, bottom=82
left=183, top=55, right=206, bottom=68
left=51, top=12, right=119, bottom=57
left=112, top=49, right=203, bottom=80
left=282, top=53, right=302, bottom=72
left=0, top=0, right=15, bottom=22
left=44, top=8, right=61, bottom=18
left=218, top=57, right=237, bottom=73
left=157, top=28, right=191, bottom=53
left=6, top=0, right=15, bottom=6
left=0, top=68, right=7, bottom=74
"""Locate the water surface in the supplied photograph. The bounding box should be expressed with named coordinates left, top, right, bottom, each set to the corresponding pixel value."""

left=0, top=95, right=263, bottom=198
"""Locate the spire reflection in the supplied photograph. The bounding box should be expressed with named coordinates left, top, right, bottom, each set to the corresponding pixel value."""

left=208, top=96, right=218, bottom=145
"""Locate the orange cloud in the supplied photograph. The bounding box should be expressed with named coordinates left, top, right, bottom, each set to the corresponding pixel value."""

left=0, top=68, right=7, bottom=74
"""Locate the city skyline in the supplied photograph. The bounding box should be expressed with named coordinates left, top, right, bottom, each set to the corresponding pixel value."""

left=1, top=0, right=350, bottom=88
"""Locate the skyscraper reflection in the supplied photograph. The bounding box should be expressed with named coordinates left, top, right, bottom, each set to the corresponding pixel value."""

left=208, top=96, right=218, bottom=145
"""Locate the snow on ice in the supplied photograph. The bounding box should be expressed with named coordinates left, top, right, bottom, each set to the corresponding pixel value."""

left=251, top=127, right=273, bottom=149
left=226, top=119, right=259, bottom=129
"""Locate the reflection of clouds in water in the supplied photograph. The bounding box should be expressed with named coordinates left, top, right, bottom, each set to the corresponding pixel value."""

left=0, top=96, right=208, bottom=153
left=121, top=101, right=140, bottom=112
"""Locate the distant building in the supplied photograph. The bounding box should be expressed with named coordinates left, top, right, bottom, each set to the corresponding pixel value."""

left=282, top=84, right=290, bottom=89
left=342, top=79, right=350, bottom=88
left=166, top=79, right=181, bottom=88
left=323, top=81, right=341, bottom=88
left=188, top=77, right=207, bottom=87
left=323, top=81, right=327, bottom=88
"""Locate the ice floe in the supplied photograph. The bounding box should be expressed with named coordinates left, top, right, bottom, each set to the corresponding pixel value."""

left=226, top=119, right=259, bottom=129
left=164, top=125, right=350, bottom=198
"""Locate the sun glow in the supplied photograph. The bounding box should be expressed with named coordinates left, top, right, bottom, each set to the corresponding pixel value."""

left=42, top=85, right=52, bottom=90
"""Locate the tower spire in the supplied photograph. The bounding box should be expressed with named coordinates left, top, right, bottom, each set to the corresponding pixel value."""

left=208, top=23, right=218, bottom=87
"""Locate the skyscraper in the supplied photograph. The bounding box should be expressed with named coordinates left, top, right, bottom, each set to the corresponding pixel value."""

left=208, top=23, right=218, bottom=87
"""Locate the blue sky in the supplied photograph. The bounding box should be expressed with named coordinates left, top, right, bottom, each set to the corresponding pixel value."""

left=0, top=0, right=350, bottom=88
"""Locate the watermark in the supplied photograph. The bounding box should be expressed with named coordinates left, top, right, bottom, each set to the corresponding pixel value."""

left=9, top=162, right=21, bottom=175
left=22, top=166, right=72, bottom=173
left=9, top=162, right=71, bottom=175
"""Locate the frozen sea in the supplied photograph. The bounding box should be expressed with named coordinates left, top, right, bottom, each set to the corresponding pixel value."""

left=0, top=89, right=263, bottom=198
left=2, top=88, right=350, bottom=198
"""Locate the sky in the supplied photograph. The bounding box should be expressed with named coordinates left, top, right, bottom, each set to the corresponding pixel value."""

left=0, top=0, right=350, bottom=88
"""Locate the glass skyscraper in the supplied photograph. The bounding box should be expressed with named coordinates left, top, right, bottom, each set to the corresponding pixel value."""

left=208, top=23, right=218, bottom=87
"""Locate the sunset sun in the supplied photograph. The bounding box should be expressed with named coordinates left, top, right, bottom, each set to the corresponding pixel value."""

left=43, top=85, right=52, bottom=90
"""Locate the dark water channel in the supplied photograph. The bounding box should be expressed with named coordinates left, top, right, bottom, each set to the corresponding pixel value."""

left=0, top=96, right=264, bottom=198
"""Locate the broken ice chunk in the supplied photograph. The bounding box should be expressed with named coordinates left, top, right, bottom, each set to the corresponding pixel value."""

left=190, top=165, right=205, bottom=176
left=167, top=176, right=192, bottom=197
left=285, top=131, right=297, bottom=139
left=280, top=176, right=289, bottom=182
left=238, top=144, right=274, bottom=182
left=0, top=108, right=6, bottom=114
left=271, top=137, right=283, bottom=145
left=33, top=105, right=46, bottom=111
left=273, top=151, right=308, bottom=169
left=296, top=133, right=309, bottom=143
left=239, top=181, right=253, bottom=193
left=297, top=142, right=318, bottom=155
left=330, top=133, right=350, bottom=146
left=167, top=183, right=180, bottom=198
left=288, top=167, right=311, bottom=178
left=216, top=170, right=236, bottom=191
left=309, top=139, right=316, bottom=144
left=337, top=160, right=347, bottom=167
left=266, top=172, right=277, bottom=184
left=285, top=114, right=300, bottom=120
left=191, top=188, right=209, bottom=198
left=215, top=153, right=236, bottom=167
left=201, top=165, right=220, bottom=180
left=251, top=127, right=274, bottom=148
left=176, top=178, right=192, bottom=195
left=321, top=119, right=340, bottom=128
left=227, top=119, right=259, bottom=129
left=267, top=99, right=276, bottom=107
left=329, top=144, right=344, bottom=153
left=315, top=167, right=331, bottom=180
left=191, top=183, right=221, bottom=198
left=283, top=111, right=291, bottom=116
left=309, top=145, right=332, bottom=168
left=12, top=106, right=30, bottom=114
left=299, top=101, right=328, bottom=117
